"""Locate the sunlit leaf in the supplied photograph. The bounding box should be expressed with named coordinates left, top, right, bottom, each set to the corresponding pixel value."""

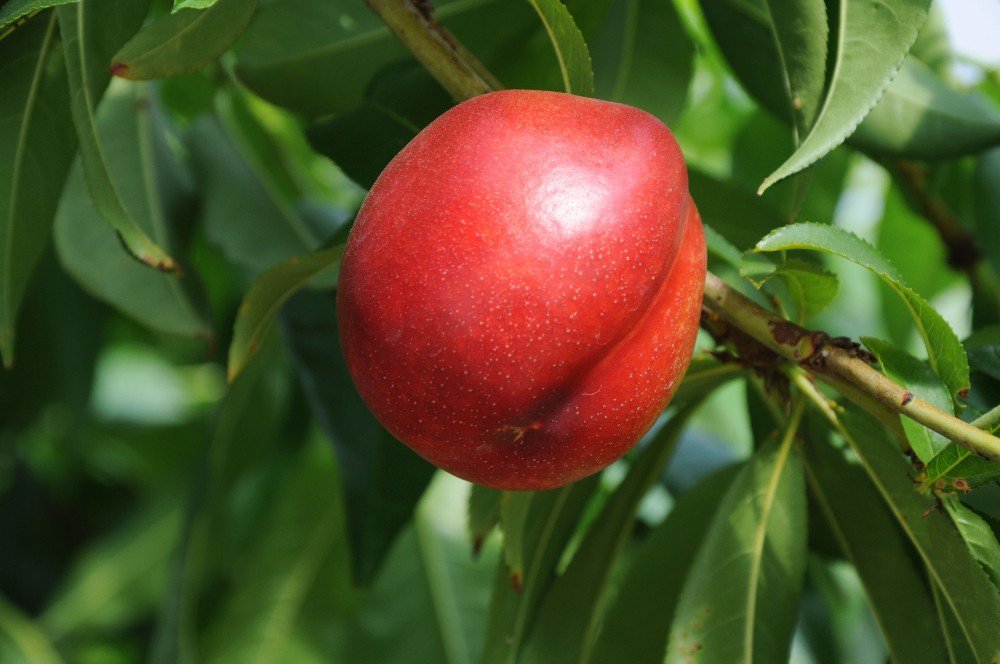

left=0, top=0, right=76, bottom=30
left=740, top=254, right=839, bottom=322
left=942, top=495, right=1000, bottom=592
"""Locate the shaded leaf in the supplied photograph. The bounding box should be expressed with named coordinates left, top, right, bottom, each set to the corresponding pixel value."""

left=227, top=244, right=343, bottom=382
left=468, top=485, right=502, bottom=555
left=522, top=404, right=699, bottom=663
left=524, top=0, right=592, bottom=96
left=56, top=0, right=179, bottom=272
left=585, top=0, right=693, bottom=123
left=665, top=407, right=807, bottom=663
left=852, top=57, right=1000, bottom=159
left=111, top=0, right=257, bottom=80
left=755, top=223, right=970, bottom=404
left=0, top=0, right=76, bottom=30
left=0, top=594, right=62, bottom=664
left=803, top=431, right=945, bottom=663
left=862, top=337, right=951, bottom=462
left=703, top=224, right=742, bottom=269
left=174, top=0, right=216, bottom=10
left=760, top=0, right=931, bottom=191
left=688, top=170, right=785, bottom=251
left=590, top=465, right=742, bottom=664
left=0, top=11, right=76, bottom=366
left=499, top=492, right=534, bottom=587
left=54, top=83, right=210, bottom=341
left=279, top=290, right=436, bottom=585
left=670, top=354, right=744, bottom=408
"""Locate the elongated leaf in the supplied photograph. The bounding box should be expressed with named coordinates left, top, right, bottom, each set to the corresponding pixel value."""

left=54, top=84, right=210, bottom=341
left=834, top=408, right=1000, bottom=662
left=975, top=149, right=1000, bottom=277
left=670, top=354, right=744, bottom=407
left=201, top=440, right=349, bottom=664
left=922, top=443, right=1000, bottom=492
left=522, top=404, right=698, bottom=663
left=279, top=290, right=436, bottom=585
left=500, top=492, right=534, bottom=587
left=761, top=0, right=827, bottom=136
left=468, top=485, right=502, bottom=554
left=0, top=11, right=76, bottom=366
left=41, top=501, right=182, bottom=638
left=803, top=432, right=945, bottom=663
left=703, top=225, right=742, bottom=269
left=863, top=338, right=951, bottom=462
left=174, top=0, right=215, bottom=10
left=590, top=465, right=742, bottom=664
left=688, top=170, right=785, bottom=251
left=942, top=495, right=1000, bottom=592
left=110, top=0, right=257, bottom=80
left=760, top=0, right=931, bottom=192
left=227, top=244, right=342, bottom=381
left=583, top=0, right=689, bottom=118
left=235, top=0, right=535, bottom=117
left=852, top=57, right=1000, bottom=158
left=0, top=595, right=62, bottom=664
left=755, top=223, right=970, bottom=403
left=665, top=411, right=807, bottom=664
left=525, top=0, right=593, bottom=96
left=57, top=0, right=180, bottom=272
left=740, top=255, right=839, bottom=322
left=0, top=0, right=76, bottom=30
left=481, top=478, right=598, bottom=664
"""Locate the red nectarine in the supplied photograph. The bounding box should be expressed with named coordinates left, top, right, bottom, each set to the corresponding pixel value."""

left=338, top=90, right=705, bottom=490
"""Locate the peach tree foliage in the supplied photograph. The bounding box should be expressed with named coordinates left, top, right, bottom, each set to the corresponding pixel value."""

left=1, top=0, right=1000, bottom=662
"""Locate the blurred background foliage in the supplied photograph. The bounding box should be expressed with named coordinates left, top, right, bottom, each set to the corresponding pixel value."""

left=1, top=0, right=1000, bottom=662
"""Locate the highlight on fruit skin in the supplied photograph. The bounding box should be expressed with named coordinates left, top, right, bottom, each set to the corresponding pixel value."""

left=337, top=89, right=706, bottom=491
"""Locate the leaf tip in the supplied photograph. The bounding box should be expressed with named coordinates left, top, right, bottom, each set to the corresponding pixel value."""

left=109, top=62, right=130, bottom=78
left=471, top=535, right=484, bottom=559
left=509, top=571, right=523, bottom=593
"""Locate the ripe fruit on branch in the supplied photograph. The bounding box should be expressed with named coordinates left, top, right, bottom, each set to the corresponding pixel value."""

left=338, top=90, right=706, bottom=490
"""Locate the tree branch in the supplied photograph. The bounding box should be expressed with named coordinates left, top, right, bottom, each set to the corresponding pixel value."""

left=366, top=0, right=1000, bottom=462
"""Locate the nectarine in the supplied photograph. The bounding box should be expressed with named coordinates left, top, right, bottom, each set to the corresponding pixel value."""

left=338, top=90, right=705, bottom=490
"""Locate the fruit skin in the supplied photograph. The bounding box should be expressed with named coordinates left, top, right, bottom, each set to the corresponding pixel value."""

left=338, top=89, right=705, bottom=491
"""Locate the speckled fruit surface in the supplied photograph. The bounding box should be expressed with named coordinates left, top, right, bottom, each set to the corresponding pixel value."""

left=337, top=89, right=706, bottom=490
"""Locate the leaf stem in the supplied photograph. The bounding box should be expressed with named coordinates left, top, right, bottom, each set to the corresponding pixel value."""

left=367, top=0, right=1000, bottom=462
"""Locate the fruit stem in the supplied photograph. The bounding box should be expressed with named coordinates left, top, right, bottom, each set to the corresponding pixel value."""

left=704, top=272, right=1000, bottom=461
left=364, top=0, right=499, bottom=101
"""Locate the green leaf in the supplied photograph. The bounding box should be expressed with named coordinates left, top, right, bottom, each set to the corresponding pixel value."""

left=665, top=406, right=807, bottom=663
left=967, top=326, right=1000, bottom=383
left=0, top=594, right=62, bottom=664
left=670, top=354, right=744, bottom=408
left=110, top=0, right=257, bottom=80
left=468, top=485, right=502, bottom=554
left=173, top=0, right=217, bottom=11
left=41, top=501, right=183, bottom=639
left=590, top=465, right=742, bottom=664
left=755, top=223, right=970, bottom=404
left=803, top=432, right=946, bottom=663
left=235, top=0, right=533, bottom=117
left=586, top=0, right=691, bottom=122
left=703, top=224, right=742, bottom=269
left=481, top=478, right=598, bottom=664
left=0, top=0, right=76, bottom=30
left=521, top=404, right=698, bottom=663
left=688, top=170, right=786, bottom=251
left=759, top=0, right=828, bottom=137
left=739, top=254, right=839, bottom=322
left=975, top=149, right=1000, bottom=277
left=56, top=0, right=181, bottom=272
left=54, top=83, right=211, bottom=341
left=228, top=244, right=343, bottom=382
left=279, top=290, right=436, bottom=585
left=760, top=0, right=931, bottom=192
left=499, top=491, right=534, bottom=587
left=835, top=407, right=1000, bottom=662
left=852, top=57, right=1000, bottom=159
left=942, top=495, right=1000, bottom=592
left=525, top=0, right=594, bottom=96
left=862, top=338, right=951, bottom=462
left=201, top=439, right=350, bottom=664
left=0, top=11, right=76, bottom=366
left=344, top=482, right=500, bottom=664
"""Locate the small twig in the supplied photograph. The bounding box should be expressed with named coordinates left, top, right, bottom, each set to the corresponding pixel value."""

left=365, top=0, right=498, bottom=101
left=704, top=272, right=1000, bottom=461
